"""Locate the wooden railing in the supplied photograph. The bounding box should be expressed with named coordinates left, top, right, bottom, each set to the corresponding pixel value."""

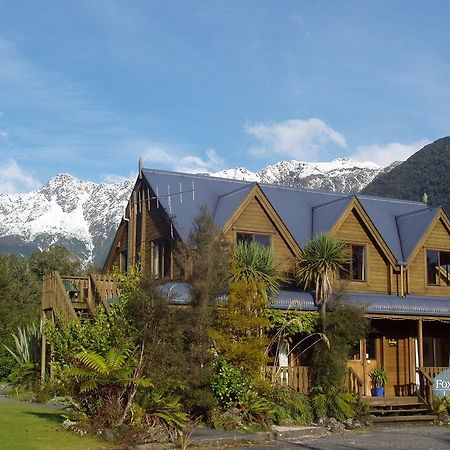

left=417, top=366, right=449, bottom=407
left=345, top=366, right=364, bottom=397
left=421, top=367, right=448, bottom=380
left=42, top=272, right=78, bottom=321
left=42, top=272, right=120, bottom=320
left=265, top=366, right=310, bottom=393
left=417, top=367, right=434, bottom=406
left=266, top=365, right=366, bottom=396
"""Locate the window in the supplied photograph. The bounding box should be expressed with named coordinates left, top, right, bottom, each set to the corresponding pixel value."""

left=151, top=239, right=171, bottom=278
left=119, top=251, right=128, bottom=273
left=427, top=250, right=450, bottom=286
left=236, top=232, right=271, bottom=247
left=340, top=244, right=366, bottom=281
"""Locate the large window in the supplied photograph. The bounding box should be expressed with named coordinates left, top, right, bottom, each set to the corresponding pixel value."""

left=340, top=244, right=366, bottom=281
left=427, top=250, right=450, bottom=286
left=236, top=232, right=271, bottom=248
left=151, top=239, right=171, bottom=278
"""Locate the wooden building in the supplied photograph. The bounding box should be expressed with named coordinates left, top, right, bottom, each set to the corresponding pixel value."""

left=45, top=161, right=450, bottom=404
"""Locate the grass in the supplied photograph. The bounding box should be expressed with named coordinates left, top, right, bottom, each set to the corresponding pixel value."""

left=0, top=399, right=112, bottom=450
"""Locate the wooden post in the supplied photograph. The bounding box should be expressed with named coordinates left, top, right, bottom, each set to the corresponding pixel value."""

left=362, top=337, right=368, bottom=395
left=141, top=189, right=147, bottom=271
left=40, top=311, right=46, bottom=383
left=418, top=319, right=424, bottom=368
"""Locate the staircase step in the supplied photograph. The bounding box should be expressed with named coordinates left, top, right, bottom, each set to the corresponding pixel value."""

left=73, top=302, right=89, bottom=309
left=373, top=415, right=436, bottom=423
left=370, top=408, right=430, bottom=415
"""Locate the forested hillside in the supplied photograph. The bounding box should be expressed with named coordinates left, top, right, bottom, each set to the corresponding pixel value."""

left=362, top=137, right=450, bottom=214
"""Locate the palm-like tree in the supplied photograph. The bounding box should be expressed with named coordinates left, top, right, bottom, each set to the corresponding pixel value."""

left=296, top=233, right=349, bottom=319
left=230, top=241, right=284, bottom=300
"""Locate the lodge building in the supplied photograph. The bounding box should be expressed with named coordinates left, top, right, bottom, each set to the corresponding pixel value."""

left=43, top=161, right=450, bottom=405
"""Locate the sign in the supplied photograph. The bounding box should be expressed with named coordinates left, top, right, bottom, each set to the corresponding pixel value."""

left=432, top=369, right=450, bottom=398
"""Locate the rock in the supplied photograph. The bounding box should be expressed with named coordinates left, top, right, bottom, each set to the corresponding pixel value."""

left=360, top=415, right=373, bottom=427
left=343, top=419, right=356, bottom=430
left=142, top=427, right=169, bottom=444
left=436, top=413, right=450, bottom=425
left=327, top=418, right=345, bottom=433
left=100, top=428, right=115, bottom=441
left=317, top=417, right=328, bottom=427
left=352, top=419, right=362, bottom=429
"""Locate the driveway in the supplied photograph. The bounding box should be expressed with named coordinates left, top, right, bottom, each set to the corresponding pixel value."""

left=239, top=425, right=450, bottom=450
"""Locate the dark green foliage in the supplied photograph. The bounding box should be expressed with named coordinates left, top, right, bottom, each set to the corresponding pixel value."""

left=296, top=233, right=349, bottom=319
left=123, top=274, right=187, bottom=387
left=133, top=389, right=188, bottom=434
left=44, top=302, right=131, bottom=375
left=311, top=386, right=358, bottom=422
left=174, top=207, right=232, bottom=418
left=362, top=136, right=450, bottom=214
left=0, top=253, right=41, bottom=379
left=311, top=296, right=368, bottom=391
left=265, top=310, right=320, bottom=336
left=269, top=388, right=313, bottom=425
left=29, top=244, right=83, bottom=279
left=211, top=359, right=255, bottom=408
left=230, top=241, right=285, bottom=299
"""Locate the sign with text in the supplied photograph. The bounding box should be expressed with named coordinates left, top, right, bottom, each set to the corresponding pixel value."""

left=433, top=369, right=450, bottom=398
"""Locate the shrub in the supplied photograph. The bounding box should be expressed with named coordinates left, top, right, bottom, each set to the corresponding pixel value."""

left=311, top=386, right=358, bottom=422
left=211, top=360, right=255, bottom=408
left=269, top=388, right=313, bottom=425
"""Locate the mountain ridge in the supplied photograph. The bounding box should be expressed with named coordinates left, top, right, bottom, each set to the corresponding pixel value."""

left=0, top=157, right=398, bottom=266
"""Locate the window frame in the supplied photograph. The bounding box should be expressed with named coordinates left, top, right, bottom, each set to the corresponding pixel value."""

left=340, top=243, right=368, bottom=282
left=235, top=230, right=273, bottom=249
left=151, top=239, right=172, bottom=279
left=425, top=248, right=450, bottom=287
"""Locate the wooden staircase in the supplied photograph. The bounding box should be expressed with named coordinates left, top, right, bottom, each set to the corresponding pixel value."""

left=42, top=272, right=119, bottom=322
left=367, top=396, right=436, bottom=423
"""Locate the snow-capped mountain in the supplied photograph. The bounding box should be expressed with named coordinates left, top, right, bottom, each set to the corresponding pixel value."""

left=211, top=158, right=397, bottom=192
left=0, top=158, right=399, bottom=266
left=0, top=174, right=133, bottom=266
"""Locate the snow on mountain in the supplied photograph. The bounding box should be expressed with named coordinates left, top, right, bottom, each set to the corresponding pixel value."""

left=0, top=158, right=397, bottom=266
left=0, top=174, right=133, bottom=266
left=212, top=158, right=384, bottom=193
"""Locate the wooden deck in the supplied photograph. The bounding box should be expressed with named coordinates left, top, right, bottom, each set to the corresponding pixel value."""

left=42, top=271, right=119, bottom=321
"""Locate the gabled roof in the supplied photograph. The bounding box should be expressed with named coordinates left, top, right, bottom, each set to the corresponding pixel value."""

left=141, top=168, right=438, bottom=264
left=214, top=184, right=257, bottom=229
left=356, top=195, right=429, bottom=264
left=396, top=208, right=440, bottom=263
left=142, top=168, right=249, bottom=241
left=312, top=196, right=353, bottom=236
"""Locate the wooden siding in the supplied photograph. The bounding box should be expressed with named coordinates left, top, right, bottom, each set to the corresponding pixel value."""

left=334, top=209, right=391, bottom=294
left=227, top=196, right=296, bottom=272
left=408, top=218, right=450, bottom=296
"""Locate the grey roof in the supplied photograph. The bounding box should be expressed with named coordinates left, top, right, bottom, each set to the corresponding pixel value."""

left=142, top=168, right=434, bottom=264
left=312, top=196, right=353, bottom=237
left=158, top=282, right=450, bottom=318
left=356, top=195, right=428, bottom=263
left=396, top=208, right=439, bottom=262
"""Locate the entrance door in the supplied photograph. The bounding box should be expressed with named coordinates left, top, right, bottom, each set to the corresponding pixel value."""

left=383, top=332, right=415, bottom=396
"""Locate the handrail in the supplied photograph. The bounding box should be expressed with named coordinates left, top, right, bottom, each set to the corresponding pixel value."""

left=42, top=272, right=78, bottom=321
left=346, top=366, right=364, bottom=396
left=417, top=367, right=434, bottom=407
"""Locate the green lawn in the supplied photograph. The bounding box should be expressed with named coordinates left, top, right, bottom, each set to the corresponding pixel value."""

left=0, top=399, right=112, bottom=450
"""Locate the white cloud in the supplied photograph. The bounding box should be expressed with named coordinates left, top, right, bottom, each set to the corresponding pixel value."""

left=245, top=118, right=347, bottom=160
left=351, top=139, right=429, bottom=166
left=143, top=146, right=225, bottom=173
left=0, top=130, right=7, bottom=138
left=0, top=159, right=41, bottom=193
left=100, top=172, right=134, bottom=184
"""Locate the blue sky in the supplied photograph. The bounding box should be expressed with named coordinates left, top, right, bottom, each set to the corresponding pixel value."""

left=0, top=0, right=449, bottom=192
